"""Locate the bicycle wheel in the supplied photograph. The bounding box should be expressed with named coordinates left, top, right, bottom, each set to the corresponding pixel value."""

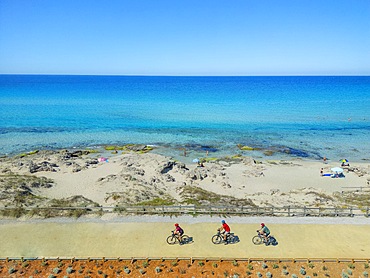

left=181, top=235, right=190, bottom=244
left=252, top=235, right=263, bottom=245
left=167, top=235, right=177, bottom=245
left=212, top=234, right=223, bottom=244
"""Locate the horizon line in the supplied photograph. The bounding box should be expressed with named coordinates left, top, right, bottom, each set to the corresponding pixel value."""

left=1, top=73, right=370, bottom=77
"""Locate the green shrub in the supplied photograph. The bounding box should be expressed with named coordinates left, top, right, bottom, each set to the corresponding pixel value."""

left=272, top=264, right=279, bottom=269
left=66, top=267, right=73, bottom=274
left=347, top=269, right=352, bottom=275
left=266, top=272, right=272, bottom=278
left=247, top=264, right=253, bottom=270
left=212, top=262, right=218, bottom=268
left=308, top=263, right=314, bottom=269
left=53, top=267, right=60, bottom=274
left=124, top=267, right=130, bottom=274
left=300, top=267, right=306, bottom=275
left=171, top=261, right=178, bottom=266
left=348, top=263, right=355, bottom=269
left=365, top=263, right=369, bottom=269
left=246, top=270, right=252, bottom=275
left=282, top=269, right=289, bottom=275
left=8, top=267, right=16, bottom=274
left=233, top=274, right=240, bottom=278
left=41, top=261, right=48, bottom=267
left=322, top=266, right=328, bottom=271
left=142, top=261, right=149, bottom=268
left=198, top=261, right=205, bottom=267
left=342, top=272, right=349, bottom=278
left=262, top=263, right=268, bottom=269
left=257, top=272, right=262, bottom=278
left=232, top=260, right=239, bottom=267
left=155, top=266, right=161, bottom=273
left=139, top=269, right=146, bottom=274
left=363, top=271, right=368, bottom=277
left=292, top=274, right=298, bottom=278
left=313, top=273, right=318, bottom=277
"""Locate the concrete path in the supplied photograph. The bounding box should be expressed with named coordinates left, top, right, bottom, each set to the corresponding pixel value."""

left=0, top=220, right=369, bottom=259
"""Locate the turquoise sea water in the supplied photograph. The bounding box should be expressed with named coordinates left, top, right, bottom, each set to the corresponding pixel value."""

left=0, top=75, right=369, bottom=161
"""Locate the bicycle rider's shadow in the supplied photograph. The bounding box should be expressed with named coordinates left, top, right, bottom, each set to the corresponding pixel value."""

left=229, top=235, right=240, bottom=244
left=183, top=236, right=194, bottom=245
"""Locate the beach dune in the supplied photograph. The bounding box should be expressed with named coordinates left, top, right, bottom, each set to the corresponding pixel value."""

left=0, top=149, right=369, bottom=210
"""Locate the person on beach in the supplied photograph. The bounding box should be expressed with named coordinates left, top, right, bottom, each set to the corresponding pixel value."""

left=323, top=157, right=327, bottom=164
left=219, top=220, right=231, bottom=244
left=173, top=223, right=184, bottom=244
left=258, top=223, right=270, bottom=243
left=320, top=168, right=324, bottom=176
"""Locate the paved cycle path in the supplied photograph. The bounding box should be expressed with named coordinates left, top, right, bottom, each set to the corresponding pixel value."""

left=0, top=221, right=369, bottom=259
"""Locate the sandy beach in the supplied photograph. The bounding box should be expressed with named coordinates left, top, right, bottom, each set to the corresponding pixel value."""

left=0, top=147, right=369, bottom=211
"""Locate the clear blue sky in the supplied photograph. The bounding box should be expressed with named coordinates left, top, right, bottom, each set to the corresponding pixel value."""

left=0, top=0, right=369, bottom=75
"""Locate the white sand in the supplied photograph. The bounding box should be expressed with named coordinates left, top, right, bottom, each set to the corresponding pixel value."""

left=1, top=150, right=369, bottom=207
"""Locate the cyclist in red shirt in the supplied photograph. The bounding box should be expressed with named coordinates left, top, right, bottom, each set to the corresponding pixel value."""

left=174, top=223, right=184, bottom=244
left=220, top=220, right=231, bottom=244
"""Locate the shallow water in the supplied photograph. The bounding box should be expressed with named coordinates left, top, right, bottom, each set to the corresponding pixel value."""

left=0, top=75, right=369, bottom=161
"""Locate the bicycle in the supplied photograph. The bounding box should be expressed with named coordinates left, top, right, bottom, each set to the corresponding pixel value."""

left=166, top=231, right=190, bottom=245
left=211, top=229, right=239, bottom=244
left=252, top=231, right=278, bottom=246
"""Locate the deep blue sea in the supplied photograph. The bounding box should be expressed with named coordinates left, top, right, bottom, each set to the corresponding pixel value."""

left=0, top=75, right=369, bottom=162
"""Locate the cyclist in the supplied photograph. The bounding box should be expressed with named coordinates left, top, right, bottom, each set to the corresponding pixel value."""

left=173, top=223, right=184, bottom=244
left=258, top=223, right=270, bottom=243
left=219, top=220, right=231, bottom=244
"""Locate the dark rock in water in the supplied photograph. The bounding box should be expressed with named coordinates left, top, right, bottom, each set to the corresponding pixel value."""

left=283, top=148, right=309, bottom=158
left=184, top=144, right=218, bottom=153
left=264, top=150, right=275, bottom=156
left=200, top=146, right=218, bottom=152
